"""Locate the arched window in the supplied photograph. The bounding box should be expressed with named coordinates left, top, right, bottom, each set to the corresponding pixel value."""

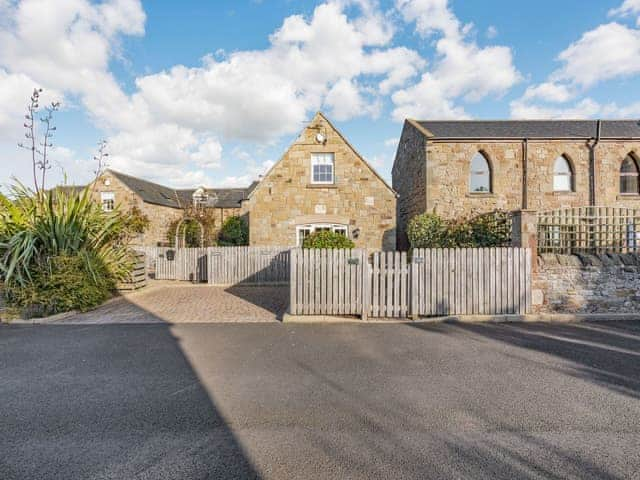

left=553, top=155, right=574, bottom=192
left=469, top=152, right=491, bottom=193
left=620, top=154, right=640, bottom=195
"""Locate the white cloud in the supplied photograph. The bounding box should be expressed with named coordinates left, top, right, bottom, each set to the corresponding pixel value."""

left=486, top=25, right=498, bottom=39
left=392, top=0, right=521, bottom=120
left=522, top=82, right=575, bottom=103
left=511, top=6, right=640, bottom=119
left=384, top=137, right=399, bottom=147
left=510, top=98, right=601, bottom=119
left=133, top=1, right=422, bottom=140
left=554, top=22, right=640, bottom=88
left=609, top=0, right=640, bottom=25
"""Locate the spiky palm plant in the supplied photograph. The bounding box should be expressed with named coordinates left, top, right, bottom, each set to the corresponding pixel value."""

left=0, top=184, right=132, bottom=287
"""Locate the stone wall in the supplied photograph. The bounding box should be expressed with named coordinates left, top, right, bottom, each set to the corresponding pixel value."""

left=244, top=113, right=396, bottom=250
left=392, top=121, right=426, bottom=250
left=532, top=253, right=640, bottom=313
left=90, top=172, right=183, bottom=247
left=393, top=133, right=640, bottom=248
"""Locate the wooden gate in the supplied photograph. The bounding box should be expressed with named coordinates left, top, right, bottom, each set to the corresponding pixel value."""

left=207, top=246, right=290, bottom=285
left=411, top=248, right=531, bottom=316
left=155, top=248, right=208, bottom=282
left=290, top=248, right=366, bottom=315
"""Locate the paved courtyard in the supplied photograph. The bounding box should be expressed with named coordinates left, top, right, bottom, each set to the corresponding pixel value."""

left=63, top=281, right=289, bottom=323
left=1, top=321, right=639, bottom=479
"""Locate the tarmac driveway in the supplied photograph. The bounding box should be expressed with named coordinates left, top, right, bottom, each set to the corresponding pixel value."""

left=63, top=281, right=289, bottom=323
left=1, top=321, right=639, bottom=479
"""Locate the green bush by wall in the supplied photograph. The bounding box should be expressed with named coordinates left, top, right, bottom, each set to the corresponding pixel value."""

left=302, top=230, right=355, bottom=249
left=407, top=210, right=511, bottom=249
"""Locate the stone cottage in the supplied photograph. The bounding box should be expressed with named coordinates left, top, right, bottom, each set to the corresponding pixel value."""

left=393, top=119, right=640, bottom=250
left=242, top=112, right=397, bottom=250
left=89, top=169, right=256, bottom=246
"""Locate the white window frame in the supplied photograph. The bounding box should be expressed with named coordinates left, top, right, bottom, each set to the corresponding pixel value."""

left=311, top=153, right=335, bottom=185
left=101, top=192, right=115, bottom=212
left=296, top=223, right=348, bottom=246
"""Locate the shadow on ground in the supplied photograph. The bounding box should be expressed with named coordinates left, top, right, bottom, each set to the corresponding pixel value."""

left=410, top=320, right=640, bottom=399
left=0, top=322, right=259, bottom=479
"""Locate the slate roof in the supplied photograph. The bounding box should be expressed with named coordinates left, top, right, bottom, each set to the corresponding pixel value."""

left=109, top=170, right=181, bottom=208
left=176, top=188, right=249, bottom=209
left=107, top=169, right=255, bottom=209
left=413, top=120, right=640, bottom=139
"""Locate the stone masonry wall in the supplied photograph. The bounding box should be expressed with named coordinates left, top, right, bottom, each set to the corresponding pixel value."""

left=90, top=172, right=182, bottom=247
left=532, top=253, right=640, bottom=314
left=392, top=121, right=426, bottom=250
left=244, top=113, right=396, bottom=250
left=394, top=138, right=640, bottom=232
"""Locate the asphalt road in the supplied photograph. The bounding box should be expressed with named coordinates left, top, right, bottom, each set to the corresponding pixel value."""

left=1, top=321, right=640, bottom=479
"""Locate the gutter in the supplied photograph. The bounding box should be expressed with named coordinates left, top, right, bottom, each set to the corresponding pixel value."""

left=522, top=138, right=528, bottom=209
left=587, top=120, right=602, bottom=206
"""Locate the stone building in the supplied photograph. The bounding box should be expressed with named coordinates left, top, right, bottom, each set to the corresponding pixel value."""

left=242, top=112, right=397, bottom=250
left=393, top=119, right=640, bottom=250
left=88, top=170, right=255, bottom=246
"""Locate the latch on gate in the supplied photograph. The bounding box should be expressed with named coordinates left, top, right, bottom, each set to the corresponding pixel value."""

left=413, top=257, right=424, bottom=264
left=348, top=257, right=360, bottom=265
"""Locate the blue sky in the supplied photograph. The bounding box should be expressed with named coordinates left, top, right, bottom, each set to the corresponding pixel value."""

left=1, top=0, right=639, bottom=191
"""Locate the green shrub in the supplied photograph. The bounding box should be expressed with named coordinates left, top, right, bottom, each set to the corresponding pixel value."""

left=218, top=216, right=249, bottom=246
left=0, top=184, right=133, bottom=316
left=302, top=230, right=355, bottom=249
left=406, top=212, right=449, bottom=248
left=5, top=254, right=115, bottom=317
left=407, top=210, right=511, bottom=249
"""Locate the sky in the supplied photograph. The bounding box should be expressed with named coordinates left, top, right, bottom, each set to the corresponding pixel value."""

left=1, top=0, right=640, bottom=191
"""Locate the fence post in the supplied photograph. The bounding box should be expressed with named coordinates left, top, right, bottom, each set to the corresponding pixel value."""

left=361, top=251, right=369, bottom=321
left=512, top=210, right=538, bottom=271
left=290, top=248, right=297, bottom=315
left=410, top=260, right=418, bottom=320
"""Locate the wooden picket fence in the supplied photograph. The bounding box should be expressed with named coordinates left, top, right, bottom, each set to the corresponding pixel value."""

left=134, top=246, right=290, bottom=285
left=290, top=247, right=532, bottom=318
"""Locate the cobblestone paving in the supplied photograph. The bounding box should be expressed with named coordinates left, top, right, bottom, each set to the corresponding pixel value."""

left=62, top=281, right=289, bottom=324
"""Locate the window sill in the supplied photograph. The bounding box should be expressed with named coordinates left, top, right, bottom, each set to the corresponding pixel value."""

left=617, top=194, right=640, bottom=200
left=306, top=184, right=337, bottom=189
left=552, top=191, right=577, bottom=196
left=465, top=192, right=495, bottom=198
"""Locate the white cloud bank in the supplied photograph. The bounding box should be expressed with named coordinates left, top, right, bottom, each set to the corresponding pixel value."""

left=1, top=0, right=428, bottom=186
left=511, top=0, right=640, bottom=119
left=391, top=0, right=521, bottom=120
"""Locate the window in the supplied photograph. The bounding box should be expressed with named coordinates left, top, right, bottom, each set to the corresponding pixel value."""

left=553, top=155, right=574, bottom=192
left=296, top=223, right=348, bottom=246
left=620, top=155, right=640, bottom=195
left=469, top=152, right=491, bottom=193
left=311, top=153, right=335, bottom=184
left=101, top=192, right=115, bottom=212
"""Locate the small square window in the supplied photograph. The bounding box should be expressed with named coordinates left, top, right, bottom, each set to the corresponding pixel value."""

left=101, top=192, right=115, bottom=212
left=311, top=153, right=334, bottom=184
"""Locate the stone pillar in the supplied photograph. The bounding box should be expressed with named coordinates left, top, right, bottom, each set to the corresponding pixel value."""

left=512, top=210, right=538, bottom=271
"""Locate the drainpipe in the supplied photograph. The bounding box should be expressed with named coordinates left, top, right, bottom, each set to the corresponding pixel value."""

left=588, top=120, right=602, bottom=206
left=522, top=138, right=528, bottom=210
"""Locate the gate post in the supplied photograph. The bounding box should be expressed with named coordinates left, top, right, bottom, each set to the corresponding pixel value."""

left=512, top=210, right=538, bottom=271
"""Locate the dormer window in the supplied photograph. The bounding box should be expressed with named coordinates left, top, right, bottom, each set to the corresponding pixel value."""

left=192, top=188, right=208, bottom=208
left=311, top=153, right=334, bottom=184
